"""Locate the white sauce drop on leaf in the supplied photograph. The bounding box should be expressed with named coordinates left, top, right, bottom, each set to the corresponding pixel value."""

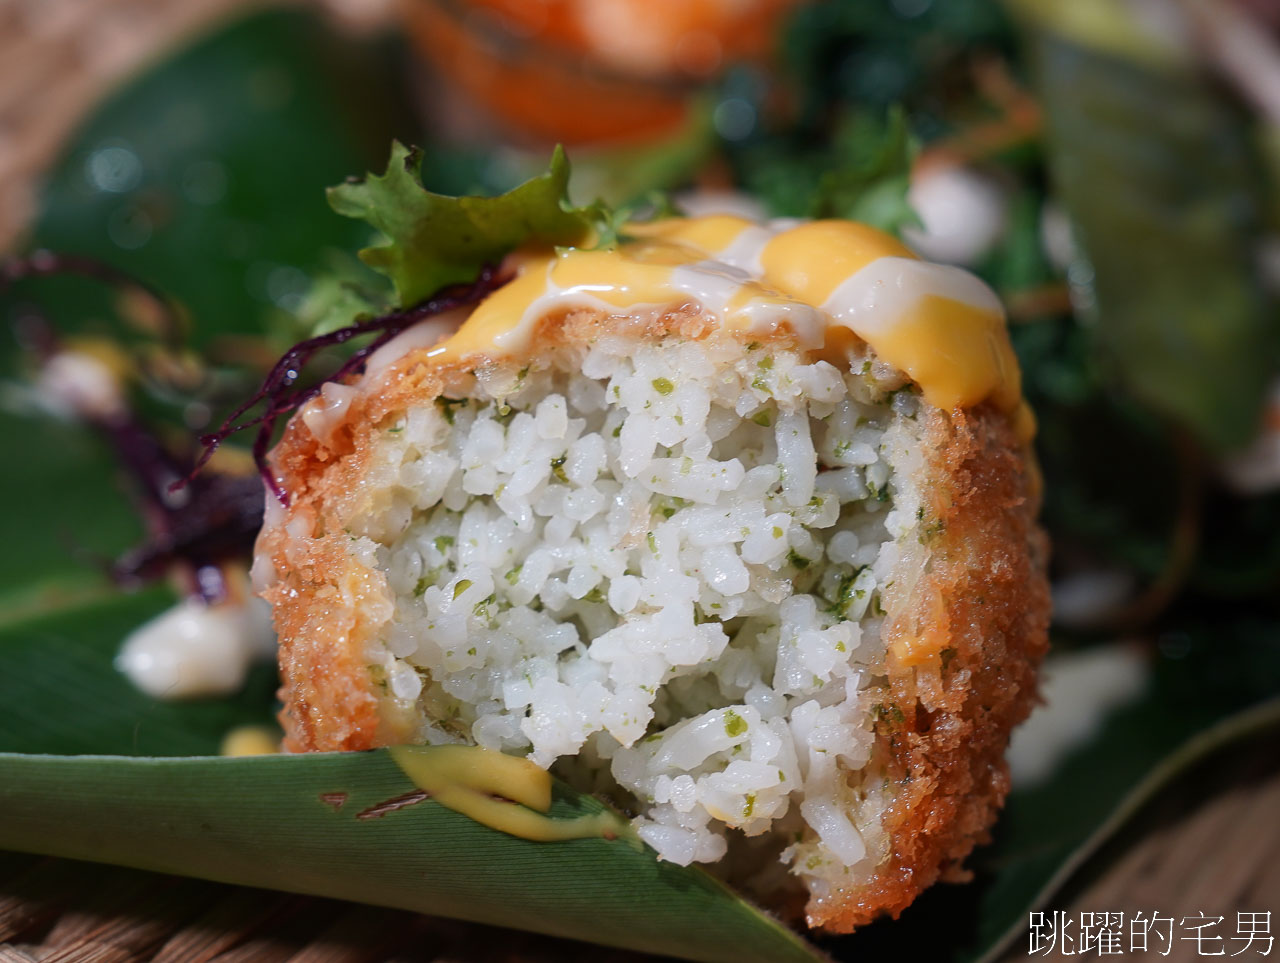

left=116, top=597, right=275, bottom=700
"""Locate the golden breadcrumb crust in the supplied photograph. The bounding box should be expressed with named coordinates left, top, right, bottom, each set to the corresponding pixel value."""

left=806, top=402, right=1050, bottom=931
left=256, top=304, right=1049, bottom=931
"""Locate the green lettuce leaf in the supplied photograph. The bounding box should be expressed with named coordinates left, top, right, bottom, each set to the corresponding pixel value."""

left=294, top=252, right=393, bottom=336
left=812, top=105, right=920, bottom=233
left=735, top=105, right=919, bottom=236
left=327, top=143, right=611, bottom=308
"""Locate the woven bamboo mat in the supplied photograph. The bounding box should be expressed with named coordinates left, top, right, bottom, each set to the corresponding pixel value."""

left=1, top=765, right=1276, bottom=962
left=0, top=851, right=661, bottom=962
left=1, top=1, right=1278, bottom=960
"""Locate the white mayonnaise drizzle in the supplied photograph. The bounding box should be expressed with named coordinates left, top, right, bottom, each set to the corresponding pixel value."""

left=301, top=382, right=360, bottom=445
left=822, top=257, right=1005, bottom=337
left=116, top=596, right=275, bottom=700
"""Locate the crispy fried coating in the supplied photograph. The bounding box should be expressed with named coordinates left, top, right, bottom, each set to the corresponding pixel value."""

left=256, top=305, right=1049, bottom=930
left=807, top=403, right=1050, bottom=930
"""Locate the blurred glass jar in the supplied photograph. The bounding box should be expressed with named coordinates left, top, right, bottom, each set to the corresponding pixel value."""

left=401, top=0, right=800, bottom=147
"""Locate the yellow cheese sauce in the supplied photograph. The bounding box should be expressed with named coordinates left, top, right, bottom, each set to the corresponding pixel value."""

left=219, top=725, right=280, bottom=757
left=389, top=215, right=1030, bottom=438
left=388, top=744, right=632, bottom=842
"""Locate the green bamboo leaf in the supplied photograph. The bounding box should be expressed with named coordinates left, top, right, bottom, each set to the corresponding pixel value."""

left=1005, top=0, right=1192, bottom=67
left=0, top=586, right=276, bottom=757
left=12, top=6, right=416, bottom=347
left=1016, top=17, right=1278, bottom=451
left=0, top=414, right=141, bottom=597
left=0, top=749, right=823, bottom=963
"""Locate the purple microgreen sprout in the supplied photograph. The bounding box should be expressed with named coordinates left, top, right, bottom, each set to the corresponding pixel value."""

left=185, top=266, right=506, bottom=504
left=2, top=249, right=185, bottom=350
left=3, top=251, right=258, bottom=603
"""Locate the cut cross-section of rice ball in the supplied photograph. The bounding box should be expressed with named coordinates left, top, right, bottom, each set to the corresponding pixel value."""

left=252, top=215, right=1050, bottom=931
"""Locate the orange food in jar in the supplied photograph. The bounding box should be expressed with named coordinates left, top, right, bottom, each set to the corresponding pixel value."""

left=400, top=0, right=801, bottom=145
